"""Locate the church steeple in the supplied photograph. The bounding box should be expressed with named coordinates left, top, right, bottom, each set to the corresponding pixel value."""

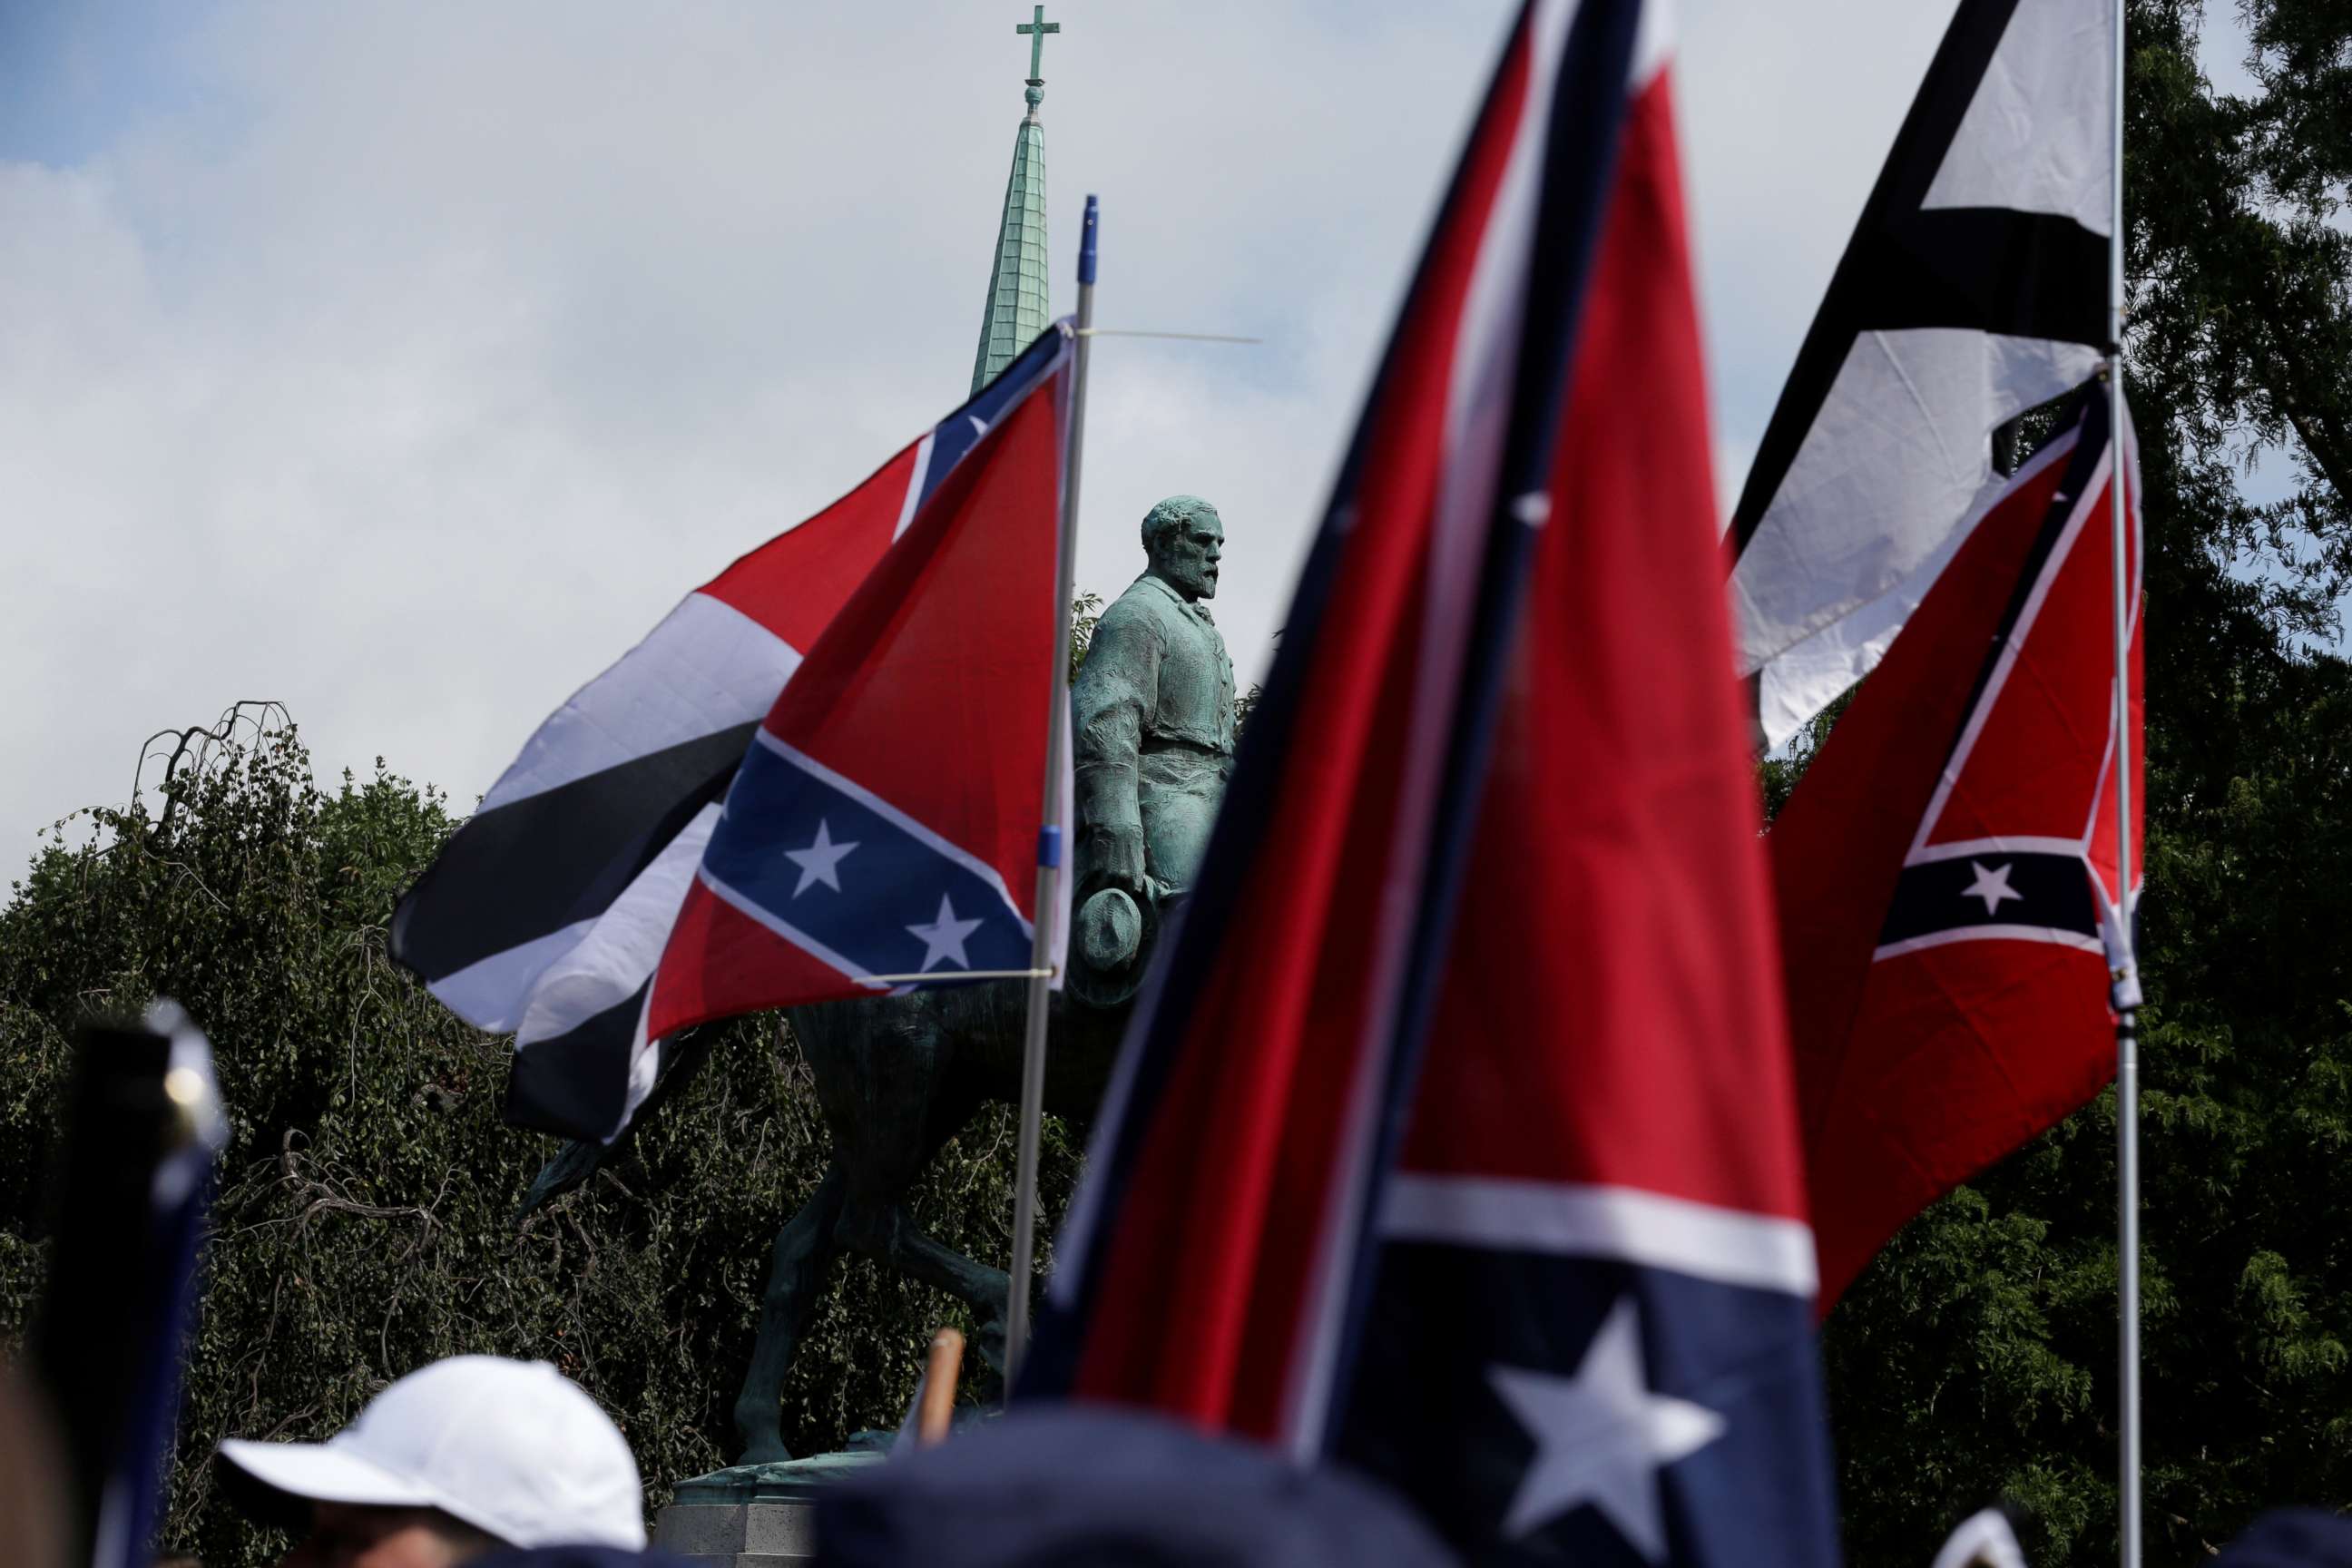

left=970, top=6, right=1059, bottom=395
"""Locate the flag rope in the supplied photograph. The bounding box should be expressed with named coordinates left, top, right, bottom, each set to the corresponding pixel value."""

left=2106, top=0, right=2142, bottom=1560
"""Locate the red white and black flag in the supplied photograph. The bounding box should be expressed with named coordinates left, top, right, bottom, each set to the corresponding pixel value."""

left=1027, top=5, right=1844, bottom=1563
left=390, top=332, right=1073, bottom=1140
left=1770, top=386, right=2141, bottom=1308
left=1728, top=0, right=2115, bottom=748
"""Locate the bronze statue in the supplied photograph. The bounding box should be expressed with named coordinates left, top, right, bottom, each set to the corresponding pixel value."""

left=524, top=495, right=1238, bottom=1466
left=1070, top=495, right=1234, bottom=1004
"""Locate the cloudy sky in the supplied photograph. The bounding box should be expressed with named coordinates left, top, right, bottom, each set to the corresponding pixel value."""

left=2, top=1, right=2068, bottom=857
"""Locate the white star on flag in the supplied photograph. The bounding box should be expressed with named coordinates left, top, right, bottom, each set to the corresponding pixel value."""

left=783, top=819, right=859, bottom=898
left=1487, top=1296, right=1726, bottom=1558
left=1961, top=859, right=2021, bottom=916
left=906, top=894, right=985, bottom=972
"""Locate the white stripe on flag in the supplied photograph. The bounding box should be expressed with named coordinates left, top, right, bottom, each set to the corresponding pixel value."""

left=1381, top=1173, right=1820, bottom=1298
left=482, top=592, right=802, bottom=813
left=514, top=804, right=722, bottom=1052
left=1749, top=416, right=2084, bottom=750
left=1736, top=329, right=2105, bottom=750
left=1906, top=834, right=2089, bottom=865
left=514, top=804, right=722, bottom=1142
left=431, top=916, right=600, bottom=1035
left=1918, top=0, right=2114, bottom=233
left=894, top=432, right=936, bottom=541
left=1872, top=923, right=2107, bottom=963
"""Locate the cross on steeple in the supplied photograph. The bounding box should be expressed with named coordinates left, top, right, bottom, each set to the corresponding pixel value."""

left=1016, top=5, right=1059, bottom=84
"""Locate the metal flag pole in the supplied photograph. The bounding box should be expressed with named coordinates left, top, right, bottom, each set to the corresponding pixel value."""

left=1005, top=193, right=1097, bottom=1390
left=2105, top=0, right=2142, bottom=1563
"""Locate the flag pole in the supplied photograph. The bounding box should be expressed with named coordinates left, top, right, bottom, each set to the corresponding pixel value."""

left=2105, top=0, right=2142, bottom=1563
left=1005, top=193, right=1097, bottom=1390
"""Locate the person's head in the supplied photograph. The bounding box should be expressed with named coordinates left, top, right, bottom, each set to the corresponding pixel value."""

left=274, top=1504, right=500, bottom=1568
left=217, top=1356, right=646, bottom=1568
left=1141, top=495, right=1223, bottom=603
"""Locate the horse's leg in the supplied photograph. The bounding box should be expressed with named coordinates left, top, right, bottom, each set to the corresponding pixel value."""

left=732, top=1164, right=848, bottom=1465
left=877, top=1209, right=1014, bottom=1375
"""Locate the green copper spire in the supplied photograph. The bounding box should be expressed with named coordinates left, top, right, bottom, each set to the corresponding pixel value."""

left=970, top=6, right=1059, bottom=395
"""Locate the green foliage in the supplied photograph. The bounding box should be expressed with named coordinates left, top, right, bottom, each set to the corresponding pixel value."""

left=0, top=711, right=1073, bottom=1566
left=1758, top=689, right=1852, bottom=824
left=1815, top=5, right=2352, bottom=1564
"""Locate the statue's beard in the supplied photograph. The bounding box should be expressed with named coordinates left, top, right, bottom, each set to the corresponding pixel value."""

left=1153, top=561, right=1218, bottom=602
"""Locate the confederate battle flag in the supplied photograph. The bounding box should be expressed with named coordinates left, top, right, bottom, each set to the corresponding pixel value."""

left=1028, top=4, right=1844, bottom=1563
left=1770, top=385, right=2142, bottom=1308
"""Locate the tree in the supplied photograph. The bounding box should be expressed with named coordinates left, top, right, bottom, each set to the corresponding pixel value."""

left=1815, top=5, right=2352, bottom=1564
left=0, top=708, right=1068, bottom=1567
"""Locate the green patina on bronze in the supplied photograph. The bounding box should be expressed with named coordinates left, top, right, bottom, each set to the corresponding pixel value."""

left=1069, top=497, right=1236, bottom=1005
left=969, top=6, right=1059, bottom=396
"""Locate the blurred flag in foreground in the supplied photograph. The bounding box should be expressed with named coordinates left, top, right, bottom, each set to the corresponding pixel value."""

left=34, top=1002, right=227, bottom=1568
left=1772, top=387, right=2141, bottom=1308
left=1027, top=4, right=1843, bottom=1563
left=391, top=330, right=1073, bottom=1140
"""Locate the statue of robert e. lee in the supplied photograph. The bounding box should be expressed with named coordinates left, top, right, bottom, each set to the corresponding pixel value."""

left=1068, top=495, right=1235, bottom=1004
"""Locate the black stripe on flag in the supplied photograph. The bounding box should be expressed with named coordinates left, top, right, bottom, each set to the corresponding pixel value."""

left=390, top=722, right=755, bottom=984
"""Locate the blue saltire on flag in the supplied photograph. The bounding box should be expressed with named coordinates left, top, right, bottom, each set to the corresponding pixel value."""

left=693, top=731, right=1039, bottom=985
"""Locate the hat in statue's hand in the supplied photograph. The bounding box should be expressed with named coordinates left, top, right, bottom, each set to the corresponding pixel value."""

left=1070, top=881, right=1158, bottom=1009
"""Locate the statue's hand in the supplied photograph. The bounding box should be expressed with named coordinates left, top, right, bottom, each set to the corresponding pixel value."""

left=1095, top=821, right=1148, bottom=897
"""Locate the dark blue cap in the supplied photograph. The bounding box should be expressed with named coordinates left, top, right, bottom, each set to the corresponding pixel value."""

left=815, top=1406, right=1457, bottom=1567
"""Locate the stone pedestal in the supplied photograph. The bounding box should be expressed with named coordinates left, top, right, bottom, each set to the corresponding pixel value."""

left=652, top=1450, right=886, bottom=1567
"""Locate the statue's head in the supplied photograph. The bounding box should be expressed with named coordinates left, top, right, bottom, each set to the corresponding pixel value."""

left=1141, top=495, right=1223, bottom=603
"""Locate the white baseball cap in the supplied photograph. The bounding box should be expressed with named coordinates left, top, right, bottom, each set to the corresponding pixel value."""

left=218, top=1356, right=647, bottom=1550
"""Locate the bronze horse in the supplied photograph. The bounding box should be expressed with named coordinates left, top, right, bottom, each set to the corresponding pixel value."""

left=522, top=984, right=1126, bottom=1464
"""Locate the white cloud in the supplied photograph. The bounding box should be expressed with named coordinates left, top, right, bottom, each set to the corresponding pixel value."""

left=1, top=0, right=1965, bottom=854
